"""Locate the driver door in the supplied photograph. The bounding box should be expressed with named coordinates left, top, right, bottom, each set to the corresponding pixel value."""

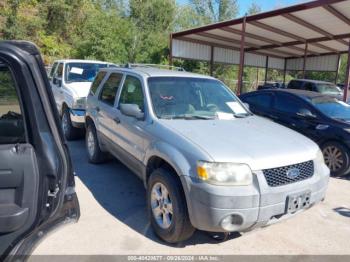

left=0, top=41, right=79, bottom=258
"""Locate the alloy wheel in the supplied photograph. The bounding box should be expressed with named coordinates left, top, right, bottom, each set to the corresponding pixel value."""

left=151, top=182, right=173, bottom=229
left=323, top=145, right=344, bottom=172
left=87, top=128, right=95, bottom=158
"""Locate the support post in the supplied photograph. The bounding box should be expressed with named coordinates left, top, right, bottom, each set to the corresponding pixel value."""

left=237, top=16, right=246, bottom=95
left=343, top=42, right=350, bottom=102
left=169, top=34, right=173, bottom=67
left=283, top=58, right=287, bottom=86
left=210, top=46, right=214, bottom=76
left=302, top=42, right=308, bottom=78
left=264, top=56, right=269, bottom=84
left=335, top=53, right=341, bottom=84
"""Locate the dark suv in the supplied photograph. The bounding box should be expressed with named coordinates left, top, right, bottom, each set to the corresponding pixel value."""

left=287, top=79, right=343, bottom=100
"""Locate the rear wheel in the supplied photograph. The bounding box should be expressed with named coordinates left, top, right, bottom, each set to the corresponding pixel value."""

left=322, top=141, right=350, bottom=176
left=147, top=168, right=195, bottom=243
left=86, top=124, right=107, bottom=164
left=61, top=108, right=79, bottom=140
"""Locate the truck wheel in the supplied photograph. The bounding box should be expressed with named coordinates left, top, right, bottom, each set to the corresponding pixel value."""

left=61, top=108, right=79, bottom=140
left=147, top=168, right=195, bottom=243
left=86, top=124, right=107, bottom=164
left=322, top=141, right=350, bottom=177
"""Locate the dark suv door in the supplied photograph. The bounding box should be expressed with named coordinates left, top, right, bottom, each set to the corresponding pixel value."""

left=0, top=41, right=79, bottom=259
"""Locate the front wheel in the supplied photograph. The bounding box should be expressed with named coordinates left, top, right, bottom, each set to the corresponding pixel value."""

left=62, top=108, right=79, bottom=140
left=147, top=168, right=195, bottom=243
left=322, top=141, right=350, bottom=176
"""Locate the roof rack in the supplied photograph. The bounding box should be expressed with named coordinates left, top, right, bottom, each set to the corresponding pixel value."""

left=124, top=63, right=185, bottom=71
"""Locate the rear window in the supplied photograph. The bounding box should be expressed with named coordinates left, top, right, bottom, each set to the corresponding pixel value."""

left=243, top=94, right=272, bottom=108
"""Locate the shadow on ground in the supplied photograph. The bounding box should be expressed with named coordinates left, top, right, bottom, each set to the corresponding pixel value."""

left=68, top=140, right=241, bottom=247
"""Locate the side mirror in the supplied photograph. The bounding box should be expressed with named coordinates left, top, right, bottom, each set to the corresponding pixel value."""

left=120, top=103, right=144, bottom=120
left=297, top=108, right=315, bottom=119
left=53, top=77, right=62, bottom=87
left=243, top=102, right=250, bottom=110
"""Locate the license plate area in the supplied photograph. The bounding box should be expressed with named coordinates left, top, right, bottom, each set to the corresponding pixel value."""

left=286, top=191, right=311, bottom=214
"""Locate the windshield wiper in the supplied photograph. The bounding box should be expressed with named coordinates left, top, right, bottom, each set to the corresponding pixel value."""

left=161, top=114, right=216, bottom=120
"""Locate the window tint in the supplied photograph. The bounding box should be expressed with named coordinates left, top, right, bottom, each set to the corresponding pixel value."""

left=288, top=80, right=302, bottom=89
left=99, top=73, right=123, bottom=106
left=0, top=67, right=25, bottom=144
left=119, top=75, right=144, bottom=111
left=243, top=94, right=272, bottom=108
left=90, top=71, right=107, bottom=95
left=303, top=82, right=313, bottom=91
left=274, top=93, right=305, bottom=114
left=56, top=63, right=63, bottom=78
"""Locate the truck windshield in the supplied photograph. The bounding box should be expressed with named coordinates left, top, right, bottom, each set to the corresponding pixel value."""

left=65, top=63, right=109, bottom=83
left=311, top=97, right=350, bottom=121
left=148, top=77, right=249, bottom=119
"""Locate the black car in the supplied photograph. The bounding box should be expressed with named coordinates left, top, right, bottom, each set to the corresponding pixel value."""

left=240, top=89, right=350, bottom=177
left=0, top=41, right=79, bottom=259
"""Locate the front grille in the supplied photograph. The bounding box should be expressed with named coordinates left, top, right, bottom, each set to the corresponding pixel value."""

left=263, top=161, right=314, bottom=187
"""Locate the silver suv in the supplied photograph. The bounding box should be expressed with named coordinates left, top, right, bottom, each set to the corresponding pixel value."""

left=85, top=65, right=330, bottom=243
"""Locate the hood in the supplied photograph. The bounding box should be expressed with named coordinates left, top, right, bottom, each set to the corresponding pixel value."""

left=161, top=116, right=319, bottom=171
left=65, top=82, right=92, bottom=98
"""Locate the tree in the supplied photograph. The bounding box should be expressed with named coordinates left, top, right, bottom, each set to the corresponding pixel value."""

left=247, top=2, right=262, bottom=15
left=189, top=0, right=239, bottom=25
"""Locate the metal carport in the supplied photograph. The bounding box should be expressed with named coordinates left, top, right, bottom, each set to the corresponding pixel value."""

left=169, top=0, right=350, bottom=101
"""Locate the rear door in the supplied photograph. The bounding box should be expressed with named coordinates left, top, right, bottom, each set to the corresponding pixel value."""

left=0, top=41, right=79, bottom=258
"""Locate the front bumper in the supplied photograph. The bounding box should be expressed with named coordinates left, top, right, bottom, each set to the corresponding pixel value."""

left=180, top=166, right=329, bottom=233
left=69, top=109, right=85, bottom=128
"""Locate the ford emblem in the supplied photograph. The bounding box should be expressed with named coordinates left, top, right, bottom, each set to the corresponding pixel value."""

left=286, top=168, right=300, bottom=179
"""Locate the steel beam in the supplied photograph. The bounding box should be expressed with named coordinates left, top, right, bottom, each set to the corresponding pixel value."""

left=343, top=42, right=350, bottom=102
left=237, top=16, right=246, bottom=95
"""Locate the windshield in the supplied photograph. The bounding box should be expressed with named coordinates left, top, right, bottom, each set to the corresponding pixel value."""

left=311, top=96, right=350, bottom=121
left=65, top=63, right=109, bottom=83
left=315, top=83, right=342, bottom=95
left=148, top=77, right=249, bottom=119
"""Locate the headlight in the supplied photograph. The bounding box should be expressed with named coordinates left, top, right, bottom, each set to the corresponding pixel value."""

left=73, top=97, right=86, bottom=109
left=197, top=161, right=253, bottom=186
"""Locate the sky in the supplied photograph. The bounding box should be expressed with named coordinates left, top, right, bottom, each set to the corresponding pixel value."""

left=176, top=0, right=303, bottom=17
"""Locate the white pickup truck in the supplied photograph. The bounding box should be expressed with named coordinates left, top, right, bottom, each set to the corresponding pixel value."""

left=49, top=59, right=116, bottom=140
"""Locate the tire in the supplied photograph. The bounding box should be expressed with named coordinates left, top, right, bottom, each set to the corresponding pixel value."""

left=85, top=123, right=107, bottom=164
left=322, top=141, right=350, bottom=177
left=61, top=108, right=79, bottom=140
left=147, top=168, right=195, bottom=243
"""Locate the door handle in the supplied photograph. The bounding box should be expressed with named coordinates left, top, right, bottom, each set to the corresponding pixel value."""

left=113, top=117, right=121, bottom=124
left=95, top=106, right=100, bottom=112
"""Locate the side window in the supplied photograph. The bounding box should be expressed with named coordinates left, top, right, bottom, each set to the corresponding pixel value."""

left=56, top=63, right=63, bottom=78
left=99, top=73, right=123, bottom=106
left=288, top=80, right=301, bottom=89
left=274, top=93, right=305, bottom=114
left=119, top=75, right=144, bottom=111
left=304, top=82, right=313, bottom=91
left=90, top=71, right=107, bottom=96
left=0, top=67, right=25, bottom=144
left=49, top=62, right=58, bottom=79
left=243, top=94, right=272, bottom=108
